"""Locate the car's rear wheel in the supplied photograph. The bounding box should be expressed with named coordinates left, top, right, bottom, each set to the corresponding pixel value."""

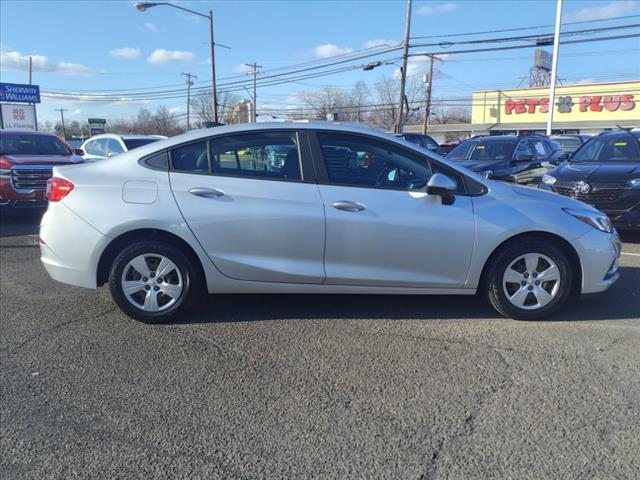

left=484, top=239, right=573, bottom=320
left=108, top=240, right=201, bottom=323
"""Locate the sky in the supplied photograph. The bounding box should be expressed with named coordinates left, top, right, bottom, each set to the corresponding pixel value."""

left=0, top=0, right=638, bottom=125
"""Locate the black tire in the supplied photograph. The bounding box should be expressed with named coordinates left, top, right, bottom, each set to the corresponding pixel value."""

left=483, top=239, right=573, bottom=320
left=108, top=240, right=202, bottom=323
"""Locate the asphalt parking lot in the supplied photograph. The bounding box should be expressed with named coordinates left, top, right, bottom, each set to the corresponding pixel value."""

left=1, top=213, right=639, bottom=479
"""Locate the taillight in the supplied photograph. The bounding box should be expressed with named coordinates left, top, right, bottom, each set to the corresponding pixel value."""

left=46, top=177, right=75, bottom=202
left=0, top=158, right=11, bottom=178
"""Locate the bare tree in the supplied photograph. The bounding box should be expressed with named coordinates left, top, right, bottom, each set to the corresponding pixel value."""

left=191, top=90, right=240, bottom=125
left=152, top=106, right=183, bottom=136
left=346, top=80, right=371, bottom=122
left=430, top=105, right=471, bottom=125
left=299, top=87, right=349, bottom=120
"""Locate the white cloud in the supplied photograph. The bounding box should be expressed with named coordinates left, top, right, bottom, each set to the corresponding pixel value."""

left=417, top=2, right=459, bottom=15
left=232, top=64, right=252, bottom=74
left=144, top=22, right=158, bottom=32
left=363, top=39, right=398, bottom=49
left=147, top=49, right=195, bottom=64
left=109, top=47, right=141, bottom=60
left=576, top=77, right=596, bottom=84
left=314, top=44, right=353, bottom=58
left=0, top=49, right=92, bottom=75
left=565, top=0, right=636, bottom=22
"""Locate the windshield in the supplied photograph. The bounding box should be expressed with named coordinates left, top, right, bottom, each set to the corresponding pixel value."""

left=448, top=139, right=516, bottom=162
left=0, top=133, right=71, bottom=156
left=571, top=135, right=640, bottom=163
left=123, top=138, right=161, bottom=150
left=552, top=137, right=581, bottom=154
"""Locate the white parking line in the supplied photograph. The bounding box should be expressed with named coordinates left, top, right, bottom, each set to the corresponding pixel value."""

left=621, top=252, right=640, bottom=257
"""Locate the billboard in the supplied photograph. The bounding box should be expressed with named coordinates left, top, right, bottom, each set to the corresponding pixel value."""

left=88, top=118, right=106, bottom=136
left=0, top=82, right=41, bottom=103
left=0, top=103, right=37, bottom=130
left=533, top=49, right=552, bottom=71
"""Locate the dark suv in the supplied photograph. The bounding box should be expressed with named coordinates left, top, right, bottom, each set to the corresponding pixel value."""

left=540, top=130, right=640, bottom=230
left=394, top=133, right=439, bottom=153
left=447, top=135, right=561, bottom=184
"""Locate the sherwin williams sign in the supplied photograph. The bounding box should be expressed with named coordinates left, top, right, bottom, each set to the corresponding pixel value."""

left=0, top=83, right=41, bottom=103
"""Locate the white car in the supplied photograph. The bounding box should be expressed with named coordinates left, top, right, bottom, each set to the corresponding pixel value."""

left=40, top=122, right=621, bottom=323
left=80, top=133, right=165, bottom=161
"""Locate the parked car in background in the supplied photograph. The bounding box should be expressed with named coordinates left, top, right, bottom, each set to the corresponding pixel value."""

left=437, top=140, right=460, bottom=156
left=65, top=137, right=85, bottom=150
left=39, top=122, right=620, bottom=323
left=550, top=134, right=591, bottom=156
left=541, top=130, right=640, bottom=230
left=394, top=133, right=439, bottom=153
left=447, top=135, right=562, bottom=184
left=1, top=130, right=84, bottom=211
left=81, top=134, right=166, bottom=161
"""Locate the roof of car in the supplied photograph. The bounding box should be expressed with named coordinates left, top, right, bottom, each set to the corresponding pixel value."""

left=597, top=130, right=640, bottom=138
left=0, top=129, right=60, bottom=136
left=85, top=133, right=166, bottom=140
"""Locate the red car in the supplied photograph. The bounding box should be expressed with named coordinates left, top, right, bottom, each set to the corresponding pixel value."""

left=1, top=130, right=84, bottom=211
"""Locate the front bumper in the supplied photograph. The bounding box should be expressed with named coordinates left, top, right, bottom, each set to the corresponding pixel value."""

left=0, top=177, right=47, bottom=209
left=572, top=228, right=621, bottom=294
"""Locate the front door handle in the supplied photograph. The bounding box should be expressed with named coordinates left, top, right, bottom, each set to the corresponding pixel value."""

left=332, top=200, right=366, bottom=212
left=189, top=187, right=225, bottom=198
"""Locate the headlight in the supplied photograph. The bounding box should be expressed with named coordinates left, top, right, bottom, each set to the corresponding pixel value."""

left=563, top=208, right=613, bottom=234
left=629, top=178, right=640, bottom=187
left=542, top=173, right=557, bottom=186
left=480, top=170, right=493, bottom=179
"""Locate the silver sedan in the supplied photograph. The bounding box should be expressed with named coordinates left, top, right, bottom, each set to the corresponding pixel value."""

left=40, top=122, right=621, bottom=323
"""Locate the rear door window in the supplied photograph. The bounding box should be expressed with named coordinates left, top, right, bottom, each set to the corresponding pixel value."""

left=209, top=131, right=301, bottom=181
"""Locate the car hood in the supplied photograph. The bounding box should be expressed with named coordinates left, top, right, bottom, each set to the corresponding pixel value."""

left=1, top=154, right=85, bottom=166
left=457, top=160, right=505, bottom=172
left=551, top=161, right=640, bottom=182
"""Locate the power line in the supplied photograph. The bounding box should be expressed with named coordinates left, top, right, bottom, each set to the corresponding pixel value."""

left=411, top=14, right=640, bottom=39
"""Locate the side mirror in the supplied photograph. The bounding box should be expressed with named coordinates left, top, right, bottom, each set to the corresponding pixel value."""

left=74, top=148, right=85, bottom=156
left=558, top=152, right=570, bottom=161
left=426, top=173, right=457, bottom=205
left=515, top=153, right=533, bottom=162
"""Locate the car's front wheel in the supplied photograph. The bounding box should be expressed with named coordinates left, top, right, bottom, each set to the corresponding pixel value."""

left=484, top=239, right=574, bottom=320
left=108, top=240, right=202, bottom=323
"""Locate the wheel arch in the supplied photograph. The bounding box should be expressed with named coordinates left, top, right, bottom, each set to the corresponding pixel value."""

left=97, top=228, right=206, bottom=287
left=478, top=231, right=582, bottom=298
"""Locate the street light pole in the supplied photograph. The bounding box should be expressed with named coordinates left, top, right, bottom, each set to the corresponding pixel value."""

left=209, top=10, right=218, bottom=124
left=55, top=109, right=68, bottom=139
left=135, top=2, right=223, bottom=124
left=395, top=0, right=412, bottom=134
left=546, top=0, right=563, bottom=136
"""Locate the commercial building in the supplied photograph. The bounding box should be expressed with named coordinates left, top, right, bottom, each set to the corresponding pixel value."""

left=406, top=80, right=639, bottom=143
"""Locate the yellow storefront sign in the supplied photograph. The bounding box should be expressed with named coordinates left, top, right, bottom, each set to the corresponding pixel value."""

left=471, top=81, right=640, bottom=125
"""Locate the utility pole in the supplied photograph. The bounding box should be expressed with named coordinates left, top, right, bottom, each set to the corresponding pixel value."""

left=55, top=109, right=68, bottom=139
left=209, top=10, right=219, bottom=124
left=422, top=55, right=435, bottom=135
left=182, top=72, right=197, bottom=131
left=244, top=62, right=262, bottom=123
left=546, top=0, right=563, bottom=136
left=395, top=0, right=413, bottom=134
left=28, top=56, right=32, bottom=84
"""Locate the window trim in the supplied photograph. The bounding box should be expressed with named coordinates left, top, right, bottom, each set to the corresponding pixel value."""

left=308, top=129, right=483, bottom=196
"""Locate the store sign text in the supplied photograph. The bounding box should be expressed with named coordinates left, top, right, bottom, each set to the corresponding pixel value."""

left=505, top=94, right=635, bottom=115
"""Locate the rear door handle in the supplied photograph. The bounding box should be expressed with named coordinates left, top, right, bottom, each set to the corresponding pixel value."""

left=332, top=200, right=366, bottom=212
left=189, top=187, right=225, bottom=198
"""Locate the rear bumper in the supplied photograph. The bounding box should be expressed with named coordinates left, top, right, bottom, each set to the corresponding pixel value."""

left=39, top=203, right=110, bottom=289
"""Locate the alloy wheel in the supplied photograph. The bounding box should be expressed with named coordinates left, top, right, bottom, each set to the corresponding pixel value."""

left=502, top=253, right=561, bottom=311
left=120, top=253, right=184, bottom=312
